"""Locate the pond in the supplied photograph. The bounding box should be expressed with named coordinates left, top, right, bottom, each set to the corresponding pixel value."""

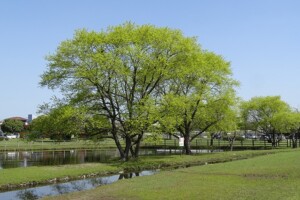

left=0, top=170, right=157, bottom=200
left=0, top=149, right=219, bottom=169
left=0, top=149, right=118, bottom=169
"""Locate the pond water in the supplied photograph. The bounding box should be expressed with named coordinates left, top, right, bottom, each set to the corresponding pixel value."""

left=0, top=170, right=156, bottom=200
left=0, top=149, right=218, bottom=169
left=0, top=149, right=119, bottom=169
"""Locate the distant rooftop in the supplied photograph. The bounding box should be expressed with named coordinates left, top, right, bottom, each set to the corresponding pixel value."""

left=4, top=116, right=27, bottom=122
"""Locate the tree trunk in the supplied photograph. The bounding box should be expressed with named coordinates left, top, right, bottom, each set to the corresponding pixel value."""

left=271, top=133, right=276, bottom=147
left=184, top=135, right=192, bottom=155
left=123, top=136, right=132, bottom=161
left=132, top=134, right=143, bottom=158
left=291, top=133, right=297, bottom=148
left=111, top=125, right=125, bottom=160
left=229, top=138, right=235, bottom=151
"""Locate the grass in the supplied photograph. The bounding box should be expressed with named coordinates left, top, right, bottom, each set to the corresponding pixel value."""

left=0, top=163, right=119, bottom=186
left=0, top=139, right=119, bottom=151
left=0, top=149, right=289, bottom=191
left=0, top=138, right=293, bottom=151
left=42, top=149, right=300, bottom=200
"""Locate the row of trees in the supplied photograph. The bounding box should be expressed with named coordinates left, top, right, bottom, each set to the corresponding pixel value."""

left=32, top=23, right=300, bottom=161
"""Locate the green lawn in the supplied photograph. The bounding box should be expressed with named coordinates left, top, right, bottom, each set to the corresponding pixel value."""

left=0, top=164, right=119, bottom=187
left=42, top=149, right=300, bottom=200
left=0, top=138, right=293, bottom=151
left=0, top=138, right=119, bottom=151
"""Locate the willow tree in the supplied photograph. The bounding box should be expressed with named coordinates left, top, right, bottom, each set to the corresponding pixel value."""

left=40, top=23, right=200, bottom=160
left=158, top=52, right=238, bottom=154
left=240, top=96, right=291, bottom=147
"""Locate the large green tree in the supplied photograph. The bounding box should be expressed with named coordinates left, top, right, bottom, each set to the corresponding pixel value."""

left=240, top=96, right=291, bottom=147
left=158, top=51, right=238, bottom=154
left=40, top=23, right=200, bottom=160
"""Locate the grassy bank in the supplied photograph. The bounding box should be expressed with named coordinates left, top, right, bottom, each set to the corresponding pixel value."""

left=43, top=149, right=300, bottom=200
left=0, top=139, right=118, bottom=151
left=0, top=138, right=293, bottom=151
left=0, top=149, right=290, bottom=191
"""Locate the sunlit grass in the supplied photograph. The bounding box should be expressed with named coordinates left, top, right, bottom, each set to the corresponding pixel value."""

left=0, top=138, right=292, bottom=151
left=42, top=149, right=300, bottom=200
left=0, top=163, right=119, bottom=185
left=0, top=138, right=120, bottom=151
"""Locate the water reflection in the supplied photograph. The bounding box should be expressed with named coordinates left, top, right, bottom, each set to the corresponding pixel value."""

left=0, top=149, right=119, bottom=169
left=0, top=170, right=156, bottom=200
left=16, top=190, right=39, bottom=200
left=118, top=172, right=140, bottom=179
left=0, top=149, right=221, bottom=169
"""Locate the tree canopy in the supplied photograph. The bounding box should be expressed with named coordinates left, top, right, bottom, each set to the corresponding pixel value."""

left=31, top=105, right=110, bottom=140
left=40, top=22, right=239, bottom=159
left=1, top=119, right=24, bottom=134
left=240, top=96, right=291, bottom=146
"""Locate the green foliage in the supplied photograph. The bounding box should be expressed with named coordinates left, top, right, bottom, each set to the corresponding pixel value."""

left=25, top=131, right=43, bottom=141
left=157, top=46, right=239, bottom=153
left=240, top=96, right=291, bottom=134
left=1, top=119, right=24, bottom=133
left=222, top=134, right=244, bottom=141
left=31, top=105, right=110, bottom=140
left=40, top=22, right=239, bottom=158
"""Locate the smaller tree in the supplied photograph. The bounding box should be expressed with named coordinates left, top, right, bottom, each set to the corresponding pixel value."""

left=1, top=119, right=24, bottom=134
left=31, top=105, right=110, bottom=141
left=274, top=111, right=300, bottom=148
left=240, top=96, right=291, bottom=147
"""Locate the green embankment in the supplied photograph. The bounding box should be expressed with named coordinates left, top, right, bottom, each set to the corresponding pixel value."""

left=0, top=139, right=119, bottom=151
left=42, top=149, right=300, bottom=200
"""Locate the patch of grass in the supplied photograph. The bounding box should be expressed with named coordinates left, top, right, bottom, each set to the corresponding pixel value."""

left=0, top=139, right=120, bottom=151
left=0, top=138, right=291, bottom=151
left=116, top=149, right=287, bottom=171
left=42, top=149, right=300, bottom=200
left=0, top=163, right=119, bottom=186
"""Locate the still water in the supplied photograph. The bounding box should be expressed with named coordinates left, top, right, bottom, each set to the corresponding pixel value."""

left=0, top=170, right=156, bottom=200
left=0, top=149, right=215, bottom=169
left=0, top=149, right=119, bottom=169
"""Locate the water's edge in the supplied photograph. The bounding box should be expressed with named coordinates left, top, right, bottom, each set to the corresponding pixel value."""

left=0, top=170, right=157, bottom=200
left=0, top=170, right=119, bottom=192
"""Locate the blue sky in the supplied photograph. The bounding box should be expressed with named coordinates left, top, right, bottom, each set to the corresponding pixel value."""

left=0, top=0, right=299, bottom=120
